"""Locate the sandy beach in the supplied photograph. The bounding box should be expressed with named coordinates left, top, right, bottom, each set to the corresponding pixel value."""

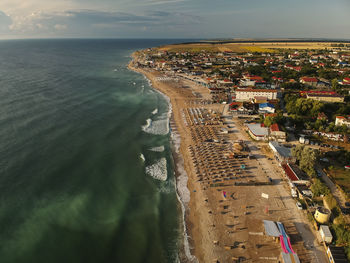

left=129, top=53, right=325, bottom=263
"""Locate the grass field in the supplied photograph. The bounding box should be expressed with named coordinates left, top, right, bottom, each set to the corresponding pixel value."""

left=327, top=166, right=350, bottom=194
left=158, top=42, right=343, bottom=53
left=240, top=46, right=277, bottom=53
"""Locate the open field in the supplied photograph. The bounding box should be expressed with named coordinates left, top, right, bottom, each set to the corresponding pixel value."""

left=158, top=41, right=347, bottom=53
left=327, top=167, right=350, bottom=195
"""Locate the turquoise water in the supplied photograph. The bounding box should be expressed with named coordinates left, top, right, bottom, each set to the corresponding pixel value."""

left=0, top=39, right=189, bottom=263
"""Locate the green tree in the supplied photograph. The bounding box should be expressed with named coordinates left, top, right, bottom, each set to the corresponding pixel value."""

left=332, top=224, right=350, bottom=247
left=311, top=179, right=330, bottom=196
left=291, top=145, right=304, bottom=161
left=291, top=145, right=319, bottom=177
left=263, top=116, right=276, bottom=127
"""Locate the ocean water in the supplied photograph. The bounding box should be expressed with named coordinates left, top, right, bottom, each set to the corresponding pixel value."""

left=0, top=39, right=191, bottom=263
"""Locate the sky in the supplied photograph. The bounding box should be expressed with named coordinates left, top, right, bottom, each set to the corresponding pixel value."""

left=0, top=0, right=350, bottom=39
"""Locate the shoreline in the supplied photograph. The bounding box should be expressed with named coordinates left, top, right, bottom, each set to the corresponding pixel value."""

left=127, top=50, right=323, bottom=263
left=128, top=55, right=198, bottom=263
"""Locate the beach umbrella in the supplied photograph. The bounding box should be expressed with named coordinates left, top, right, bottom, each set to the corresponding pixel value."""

left=222, top=191, right=227, bottom=199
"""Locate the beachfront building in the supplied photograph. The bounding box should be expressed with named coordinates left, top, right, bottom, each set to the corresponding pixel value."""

left=235, top=88, right=280, bottom=102
left=269, top=141, right=296, bottom=164
left=269, top=124, right=286, bottom=142
left=282, top=163, right=310, bottom=185
left=335, top=116, right=350, bottom=128
left=319, top=225, right=333, bottom=244
left=246, top=123, right=268, bottom=141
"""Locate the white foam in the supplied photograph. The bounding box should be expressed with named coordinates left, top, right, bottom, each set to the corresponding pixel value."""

left=172, top=133, right=197, bottom=262
left=140, top=153, right=145, bottom=162
left=145, top=158, right=167, bottom=181
left=152, top=108, right=158, bottom=115
left=149, top=75, right=196, bottom=262
left=142, top=118, right=169, bottom=135
left=131, top=68, right=196, bottom=262
left=142, top=118, right=152, bottom=130
left=149, top=146, right=165, bottom=152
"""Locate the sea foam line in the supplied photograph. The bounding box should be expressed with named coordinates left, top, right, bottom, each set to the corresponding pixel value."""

left=147, top=73, right=196, bottom=262
left=131, top=67, right=197, bottom=262
left=171, top=129, right=198, bottom=263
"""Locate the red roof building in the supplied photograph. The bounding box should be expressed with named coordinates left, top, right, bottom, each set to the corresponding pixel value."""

left=270, top=123, right=280, bottom=132
left=300, top=77, right=318, bottom=83
left=282, top=163, right=308, bottom=183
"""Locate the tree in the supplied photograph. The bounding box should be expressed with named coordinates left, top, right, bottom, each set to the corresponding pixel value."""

left=291, top=145, right=319, bottom=177
left=311, top=179, right=330, bottom=197
left=332, top=224, right=350, bottom=247
left=291, top=145, right=304, bottom=161
left=264, top=116, right=274, bottom=127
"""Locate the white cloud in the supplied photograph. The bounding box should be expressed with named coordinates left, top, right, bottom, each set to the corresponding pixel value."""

left=142, top=0, right=189, bottom=5
left=3, top=8, right=200, bottom=37
left=54, top=24, right=67, bottom=30
left=0, top=11, right=12, bottom=32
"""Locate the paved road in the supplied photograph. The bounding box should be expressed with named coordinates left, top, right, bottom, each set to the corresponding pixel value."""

left=231, top=116, right=328, bottom=263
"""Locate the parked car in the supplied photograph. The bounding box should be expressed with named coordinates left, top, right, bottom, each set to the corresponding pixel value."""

left=296, top=201, right=303, bottom=210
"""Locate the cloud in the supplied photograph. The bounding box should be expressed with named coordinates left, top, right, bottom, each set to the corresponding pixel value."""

left=54, top=24, right=67, bottom=30
left=6, top=9, right=200, bottom=37
left=0, top=10, right=12, bottom=32
left=141, top=0, right=189, bottom=5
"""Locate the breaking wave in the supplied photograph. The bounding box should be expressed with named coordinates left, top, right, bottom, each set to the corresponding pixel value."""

left=142, top=118, right=152, bottom=131
left=145, top=158, right=167, bottom=181
left=142, top=118, right=169, bottom=135
left=149, top=146, right=165, bottom=152
left=152, top=108, right=158, bottom=115
left=140, top=153, right=145, bottom=162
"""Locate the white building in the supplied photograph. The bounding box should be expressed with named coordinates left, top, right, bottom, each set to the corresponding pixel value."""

left=235, top=88, right=280, bottom=101
left=319, top=225, right=333, bottom=244
left=335, top=116, right=350, bottom=128
left=246, top=123, right=269, bottom=141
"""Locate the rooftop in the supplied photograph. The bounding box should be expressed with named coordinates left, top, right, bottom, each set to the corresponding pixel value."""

left=259, top=103, right=275, bottom=108
left=270, top=123, right=280, bottom=132
left=236, top=88, right=278, bottom=93
left=269, top=141, right=292, bottom=158
left=246, top=123, right=268, bottom=137
left=320, top=225, right=332, bottom=238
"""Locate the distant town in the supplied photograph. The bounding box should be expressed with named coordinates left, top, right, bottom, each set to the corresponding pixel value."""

left=132, top=41, right=350, bottom=263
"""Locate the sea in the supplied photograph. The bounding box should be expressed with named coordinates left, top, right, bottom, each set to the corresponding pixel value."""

left=0, top=39, right=194, bottom=263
